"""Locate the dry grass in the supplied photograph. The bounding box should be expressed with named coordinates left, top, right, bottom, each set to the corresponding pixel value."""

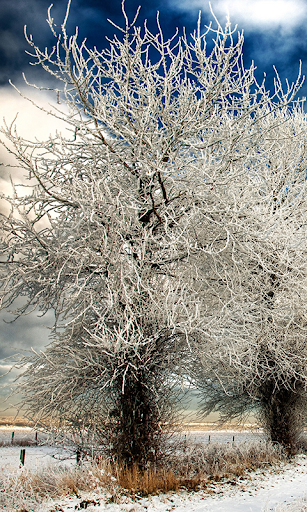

left=0, top=460, right=196, bottom=510
left=0, top=439, right=287, bottom=510
left=0, top=438, right=38, bottom=447
left=102, top=439, right=285, bottom=495
left=113, top=464, right=202, bottom=494
left=0, top=462, right=112, bottom=511
left=166, top=439, right=286, bottom=482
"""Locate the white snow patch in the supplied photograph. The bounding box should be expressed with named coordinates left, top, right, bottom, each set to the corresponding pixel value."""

left=1, top=429, right=307, bottom=511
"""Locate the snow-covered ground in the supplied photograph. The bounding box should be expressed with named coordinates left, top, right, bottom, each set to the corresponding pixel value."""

left=0, top=426, right=75, bottom=473
left=32, top=456, right=307, bottom=512
left=182, top=428, right=265, bottom=445
left=0, top=444, right=75, bottom=473
left=1, top=427, right=307, bottom=512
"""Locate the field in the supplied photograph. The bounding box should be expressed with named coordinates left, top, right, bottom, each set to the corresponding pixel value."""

left=1, top=425, right=307, bottom=512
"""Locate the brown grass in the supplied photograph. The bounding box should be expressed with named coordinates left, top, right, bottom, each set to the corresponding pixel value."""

left=0, top=462, right=111, bottom=511
left=113, top=463, right=204, bottom=494
left=0, top=438, right=38, bottom=447
left=0, top=439, right=287, bottom=511
left=165, top=439, right=285, bottom=482
left=0, top=460, right=203, bottom=511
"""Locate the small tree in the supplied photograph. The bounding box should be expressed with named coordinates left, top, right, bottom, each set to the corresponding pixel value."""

left=193, top=104, right=307, bottom=452
left=0, top=2, right=302, bottom=462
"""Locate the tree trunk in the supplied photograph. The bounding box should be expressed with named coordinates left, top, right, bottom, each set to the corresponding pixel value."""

left=110, top=368, right=164, bottom=468
left=258, top=380, right=304, bottom=454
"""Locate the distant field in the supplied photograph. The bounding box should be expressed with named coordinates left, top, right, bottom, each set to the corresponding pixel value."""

left=0, top=425, right=267, bottom=473
left=0, top=416, right=33, bottom=427
left=0, top=416, right=262, bottom=431
left=181, top=422, right=261, bottom=431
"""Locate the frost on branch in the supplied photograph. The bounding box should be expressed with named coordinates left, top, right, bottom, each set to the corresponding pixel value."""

left=193, top=105, right=307, bottom=452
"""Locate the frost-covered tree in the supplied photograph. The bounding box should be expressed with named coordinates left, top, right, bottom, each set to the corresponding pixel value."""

left=0, top=1, right=303, bottom=463
left=193, top=104, right=307, bottom=452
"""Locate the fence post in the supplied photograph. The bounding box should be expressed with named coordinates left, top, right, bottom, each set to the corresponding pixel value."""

left=208, top=435, right=211, bottom=444
left=76, top=448, right=81, bottom=465
left=11, top=432, right=14, bottom=444
left=20, top=449, right=26, bottom=466
left=35, top=432, right=38, bottom=445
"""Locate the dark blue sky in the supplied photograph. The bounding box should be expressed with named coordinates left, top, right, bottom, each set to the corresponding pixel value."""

left=1, top=0, right=307, bottom=416
left=1, top=0, right=307, bottom=96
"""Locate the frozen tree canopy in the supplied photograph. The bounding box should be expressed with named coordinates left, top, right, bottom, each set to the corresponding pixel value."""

left=193, top=105, right=307, bottom=450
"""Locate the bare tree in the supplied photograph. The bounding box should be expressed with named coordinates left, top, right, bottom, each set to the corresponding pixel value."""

left=193, top=103, right=307, bottom=452
left=0, top=1, right=303, bottom=463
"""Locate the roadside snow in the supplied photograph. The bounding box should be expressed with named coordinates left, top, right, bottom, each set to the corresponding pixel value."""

left=28, top=455, right=307, bottom=512
left=2, top=428, right=307, bottom=512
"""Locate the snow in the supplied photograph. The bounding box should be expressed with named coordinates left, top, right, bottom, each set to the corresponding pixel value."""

left=0, top=445, right=75, bottom=473
left=35, top=456, right=306, bottom=512
left=1, top=428, right=307, bottom=512
left=0, top=426, right=75, bottom=473
left=182, top=429, right=266, bottom=445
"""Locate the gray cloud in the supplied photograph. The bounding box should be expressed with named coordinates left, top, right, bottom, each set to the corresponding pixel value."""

left=0, top=308, right=53, bottom=413
left=0, top=308, right=53, bottom=359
